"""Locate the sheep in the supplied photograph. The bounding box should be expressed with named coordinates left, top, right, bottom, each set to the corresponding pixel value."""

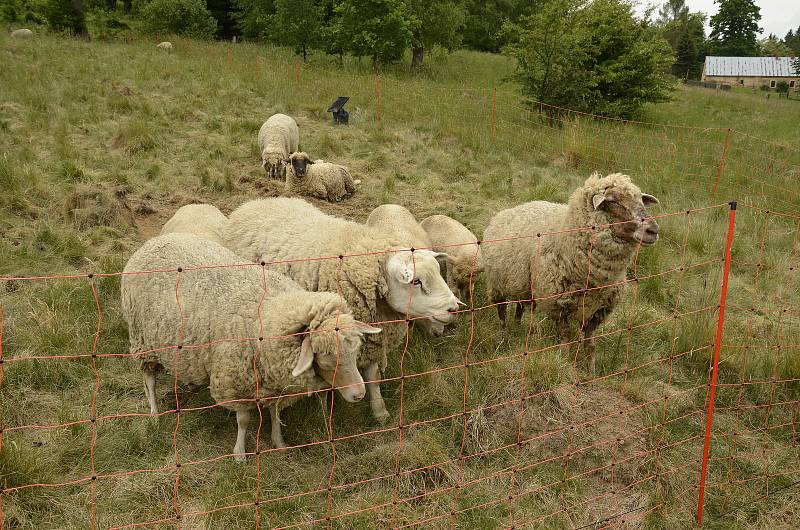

left=11, top=29, right=33, bottom=38
left=259, top=113, right=299, bottom=180
left=285, top=152, right=356, bottom=202
left=482, top=173, right=660, bottom=371
left=222, top=198, right=462, bottom=423
left=366, top=204, right=432, bottom=250
left=156, top=41, right=173, bottom=51
left=160, top=204, right=228, bottom=246
left=420, top=215, right=483, bottom=301
left=121, top=233, right=381, bottom=460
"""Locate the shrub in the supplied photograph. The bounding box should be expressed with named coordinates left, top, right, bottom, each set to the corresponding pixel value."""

left=138, top=0, right=217, bottom=39
left=43, top=0, right=89, bottom=36
left=775, top=81, right=789, bottom=94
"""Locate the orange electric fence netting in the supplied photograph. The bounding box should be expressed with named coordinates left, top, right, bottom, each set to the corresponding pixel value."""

left=1, top=70, right=799, bottom=528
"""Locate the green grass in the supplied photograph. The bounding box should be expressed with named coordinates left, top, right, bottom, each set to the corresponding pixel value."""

left=0, top=34, right=798, bottom=528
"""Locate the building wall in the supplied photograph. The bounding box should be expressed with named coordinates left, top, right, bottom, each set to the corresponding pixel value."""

left=700, top=74, right=800, bottom=90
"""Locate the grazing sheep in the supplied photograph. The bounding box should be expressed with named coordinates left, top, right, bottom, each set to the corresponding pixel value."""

left=285, top=152, right=356, bottom=202
left=482, top=173, right=660, bottom=371
left=259, top=114, right=299, bottom=180
left=223, top=198, right=462, bottom=423
left=160, top=204, right=228, bottom=246
left=122, top=233, right=380, bottom=460
left=156, top=41, right=173, bottom=51
left=11, top=29, right=33, bottom=38
left=420, top=215, right=483, bottom=301
left=366, top=204, right=432, bottom=250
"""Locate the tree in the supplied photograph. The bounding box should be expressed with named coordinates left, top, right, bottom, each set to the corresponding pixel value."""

left=331, top=0, right=411, bottom=67
left=462, top=0, right=525, bottom=53
left=405, top=0, right=466, bottom=68
left=139, top=0, right=217, bottom=39
left=661, top=11, right=706, bottom=78
left=794, top=57, right=800, bottom=76
left=505, top=0, right=675, bottom=119
left=675, top=25, right=698, bottom=78
left=708, top=0, right=761, bottom=56
left=272, top=0, right=322, bottom=61
left=45, top=0, right=89, bottom=37
left=759, top=35, right=793, bottom=56
left=783, top=27, right=800, bottom=54
left=206, top=0, right=239, bottom=39
left=232, top=0, right=275, bottom=40
left=657, top=0, right=687, bottom=25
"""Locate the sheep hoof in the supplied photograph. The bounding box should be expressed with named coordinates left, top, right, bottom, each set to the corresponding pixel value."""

left=233, top=454, right=247, bottom=463
left=373, top=408, right=391, bottom=425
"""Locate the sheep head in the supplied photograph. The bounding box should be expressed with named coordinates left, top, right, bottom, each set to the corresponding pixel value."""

left=288, top=151, right=313, bottom=178
left=262, top=152, right=286, bottom=179
left=584, top=172, right=660, bottom=247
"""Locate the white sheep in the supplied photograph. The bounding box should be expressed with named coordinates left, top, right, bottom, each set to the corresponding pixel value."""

left=420, top=215, right=483, bottom=301
left=160, top=204, right=228, bottom=246
left=122, top=233, right=380, bottom=460
left=285, top=152, right=357, bottom=202
left=482, top=173, right=660, bottom=371
left=156, top=41, right=173, bottom=51
left=11, top=29, right=33, bottom=38
left=366, top=204, right=432, bottom=250
left=222, top=198, right=462, bottom=423
left=259, top=113, right=299, bottom=180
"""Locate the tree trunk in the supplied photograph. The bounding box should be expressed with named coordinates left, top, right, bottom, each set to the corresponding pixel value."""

left=302, top=43, right=307, bottom=63
left=70, top=0, right=90, bottom=38
left=411, top=46, right=424, bottom=69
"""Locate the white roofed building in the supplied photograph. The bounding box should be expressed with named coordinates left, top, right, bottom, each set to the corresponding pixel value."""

left=701, top=56, right=799, bottom=90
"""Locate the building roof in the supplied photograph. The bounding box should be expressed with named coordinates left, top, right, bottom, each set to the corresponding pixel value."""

left=704, top=56, right=799, bottom=77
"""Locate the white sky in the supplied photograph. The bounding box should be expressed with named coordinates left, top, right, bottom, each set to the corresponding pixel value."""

left=636, top=1, right=800, bottom=39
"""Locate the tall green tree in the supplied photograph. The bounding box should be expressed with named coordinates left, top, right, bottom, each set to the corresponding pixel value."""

left=708, top=0, right=761, bottom=56
left=405, top=0, right=466, bottom=68
left=657, top=0, right=687, bottom=25
left=232, top=0, right=275, bottom=40
left=330, top=0, right=411, bottom=67
left=272, top=0, right=322, bottom=61
left=783, top=27, right=800, bottom=54
left=759, top=35, right=793, bottom=56
left=462, top=0, right=522, bottom=52
left=505, top=0, right=675, bottom=119
left=674, top=24, right=699, bottom=78
left=45, top=0, right=89, bottom=37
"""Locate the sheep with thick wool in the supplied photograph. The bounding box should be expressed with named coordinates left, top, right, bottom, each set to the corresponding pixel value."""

left=366, top=204, right=432, bottom=250
left=122, top=233, right=380, bottom=460
left=420, top=215, right=483, bottom=301
left=285, top=152, right=357, bottom=202
left=156, top=41, right=173, bottom=51
left=11, top=29, right=33, bottom=38
left=222, top=198, right=461, bottom=423
left=259, top=113, right=299, bottom=180
left=482, top=173, right=660, bottom=370
left=160, top=204, right=228, bottom=245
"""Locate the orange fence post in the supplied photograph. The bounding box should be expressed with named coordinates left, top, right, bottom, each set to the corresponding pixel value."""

left=696, top=200, right=737, bottom=525
left=376, top=76, right=382, bottom=123
left=711, top=128, right=733, bottom=197
left=491, top=86, right=497, bottom=139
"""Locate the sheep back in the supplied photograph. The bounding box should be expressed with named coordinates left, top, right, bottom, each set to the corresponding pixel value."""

left=286, top=162, right=356, bottom=202
left=420, top=215, right=482, bottom=290
left=160, top=204, right=228, bottom=246
left=366, top=205, right=431, bottom=250
left=258, top=114, right=299, bottom=162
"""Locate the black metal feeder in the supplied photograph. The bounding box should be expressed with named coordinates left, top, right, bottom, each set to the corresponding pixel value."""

left=327, top=96, right=350, bottom=125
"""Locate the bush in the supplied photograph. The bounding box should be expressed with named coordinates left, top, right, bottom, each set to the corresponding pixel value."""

left=138, top=0, right=217, bottom=39
left=775, top=81, right=789, bottom=94
left=43, top=0, right=89, bottom=36
left=86, top=9, right=132, bottom=40
left=1, top=0, right=47, bottom=24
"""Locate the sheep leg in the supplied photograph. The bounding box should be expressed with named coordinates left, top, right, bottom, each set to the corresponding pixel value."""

left=270, top=402, right=288, bottom=450
left=364, top=363, right=390, bottom=424
left=515, top=303, right=525, bottom=323
left=233, top=409, right=250, bottom=463
left=581, top=309, right=610, bottom=373
left=143, top=370, right=158, bottom=415
left=496, top=301, right=507, bottom=324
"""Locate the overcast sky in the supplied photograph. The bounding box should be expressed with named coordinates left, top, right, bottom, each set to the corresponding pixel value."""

left=636, top=1, right=800, bottom=39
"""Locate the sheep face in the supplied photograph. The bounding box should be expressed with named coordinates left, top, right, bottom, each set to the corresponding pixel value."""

left=591, top=179, right=660, bottom=247
left=263, top=153, right=286, bottom=179
left=294, top=315, right=380, bottom=403
left=289, top=152, right=312, bottom=178
left=383, top=250, right=462, bottom=335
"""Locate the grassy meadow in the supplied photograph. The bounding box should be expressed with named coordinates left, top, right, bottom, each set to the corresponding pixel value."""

left=0, top=34, right=799, bottom=529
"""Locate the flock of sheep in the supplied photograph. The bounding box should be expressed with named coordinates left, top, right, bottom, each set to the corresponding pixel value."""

left=121, top=114, right=661, bottom=461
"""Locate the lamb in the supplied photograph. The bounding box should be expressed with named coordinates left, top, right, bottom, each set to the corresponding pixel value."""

left=222, top=198, right=462, bottom=423
left=11, top=29, right=33, bottom=38
left=482, top=173, right=660, bottom=371
left=420, top=215, right=483, bottom=301
left=366, top=204, right=432, bottom=250
left=156, top=41, right=173, bottom=51
left=285, top=152, right=356, bottom=202
left=121, top=233, right=380, bottom=460
left=259, top=114, right=299, bottom=180
left=160, top=204, right=228, bottom=246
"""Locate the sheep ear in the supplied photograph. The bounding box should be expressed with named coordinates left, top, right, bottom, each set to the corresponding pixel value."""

left=291, top=336, right=314, bottom=377
left=385, top=253, right=413, bottom=284
left=353, top=321, right=382, bottom=335
left=433, top=252, right=457, bottom=265
left=592, top=193, right=608, bottom=210
left=642, top=194, right=659, bottom=207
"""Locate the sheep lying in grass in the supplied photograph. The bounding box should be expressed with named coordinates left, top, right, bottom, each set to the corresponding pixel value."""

left=285, top=152, right=357, bottom=202
left=160, top=204, right=228, bottom=245
left=11, top=29, right=33, bottom=38
left=482, top=173, right=660, bottom=371
left=366, top=204, right=432, bottom=250
left=259, top=113, right=299, bottom=180
left=223, top=198, right=461, bottom=423
left=156, top=41, right=173, bottom=51
left=122, top=233, right=380, bottom=460
left=420, top=215, right=483, bottom=301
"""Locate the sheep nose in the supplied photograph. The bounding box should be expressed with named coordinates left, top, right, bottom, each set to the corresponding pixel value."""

left=646, top=225, right=659, bottom=237
left=351, top=388, right=366, bottom=402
